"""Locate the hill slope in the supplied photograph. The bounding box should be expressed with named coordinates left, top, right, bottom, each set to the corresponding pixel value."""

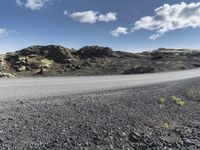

left=1, top=45, right=200, bottom=77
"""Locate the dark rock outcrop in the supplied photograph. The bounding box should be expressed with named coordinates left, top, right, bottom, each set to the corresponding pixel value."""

left=39, top=45, right=75, bottom=63
left=78, top=46, right=114, bottom=58
left=1, top=45, right=200, bottom=77
left=14, top=45, right=75, bottom=63
left=124, top=65, right=155, bottom=74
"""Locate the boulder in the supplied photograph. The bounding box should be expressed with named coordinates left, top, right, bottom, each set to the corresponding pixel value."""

left=5, top=52, right=19, bottom=63
left=0, top=58, right=5, bottom=67
left=34, top=67, right=47, bottom=76
left=78, top=46, right=114, bottom=58
left=17, top=66, right=26, bottom=72
left=27, top=60, right=40, bottom=69
left=150, top=51, right=163, bottom=61
left=19, top=46, right=41, bottom=56
left=39, top=45, right=75, bottom=63
left=0, top=58, right=4, bottom=62
left=0, top=72, right=15, bottom=78
left=12, top=45, right=75, bottom=64
left=18, top=56, right=28, bottom=62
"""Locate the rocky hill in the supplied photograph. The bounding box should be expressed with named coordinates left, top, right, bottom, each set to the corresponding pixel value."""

left=1, top=45, right=200, bottom=77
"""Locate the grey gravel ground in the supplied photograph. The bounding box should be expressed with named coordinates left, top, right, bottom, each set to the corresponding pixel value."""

left=0, top=77, right=200, bottom=149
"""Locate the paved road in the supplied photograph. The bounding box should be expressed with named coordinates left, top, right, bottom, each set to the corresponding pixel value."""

left=0, top=69, right=200, bottom=101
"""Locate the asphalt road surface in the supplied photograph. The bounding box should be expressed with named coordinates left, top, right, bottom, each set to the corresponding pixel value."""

left=1, top=68, right=200, bottom=101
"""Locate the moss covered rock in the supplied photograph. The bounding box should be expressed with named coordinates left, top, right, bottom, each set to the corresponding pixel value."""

left=0, top=72, right=15, bottom=78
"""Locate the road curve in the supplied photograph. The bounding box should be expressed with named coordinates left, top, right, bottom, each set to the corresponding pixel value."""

left=0, top=68, right=200, bottom=101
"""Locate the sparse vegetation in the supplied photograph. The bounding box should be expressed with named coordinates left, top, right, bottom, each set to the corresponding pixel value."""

left=0, top=54, right=6, bottom=60
left=163, top=122, right=169, bottom=129
left=172, top=95, right=185, bottom=106
left=39, top=59, right=53, bottom=68
left=159, top=97, right=165, bottom=105
left=55, top=101, right=65, bottom=107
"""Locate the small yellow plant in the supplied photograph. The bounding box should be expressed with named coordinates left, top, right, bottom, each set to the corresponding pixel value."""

left=177, top=101, right=185, bottom=107
left=172, top=96, right=185, bottom=107
left=159, top=97, right=165, bottom=105
left=55, top=101, right=64, bottom=107
left=39, top=59, right=53, bottom=68
left=163, top=122, right=169, bottom=129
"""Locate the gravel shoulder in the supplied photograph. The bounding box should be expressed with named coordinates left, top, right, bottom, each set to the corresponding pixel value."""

left=0, top=78, right=200, bottom=149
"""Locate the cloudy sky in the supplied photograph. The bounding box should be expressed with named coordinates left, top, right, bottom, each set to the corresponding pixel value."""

left=1, top=0, right=200, bottom=53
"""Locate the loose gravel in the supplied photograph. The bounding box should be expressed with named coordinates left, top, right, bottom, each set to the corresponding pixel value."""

left=0, top=78, right=200, bottom=149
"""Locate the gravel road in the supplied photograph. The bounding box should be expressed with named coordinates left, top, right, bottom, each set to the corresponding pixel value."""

left=1, top=68, right=200, bottom=101
left=0, top=69, right=200, bottom=149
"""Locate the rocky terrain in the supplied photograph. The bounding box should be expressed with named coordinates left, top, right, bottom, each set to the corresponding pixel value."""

left=0, top=77, right=199, bottom=149
left=1, top=45, right=200, bottom=77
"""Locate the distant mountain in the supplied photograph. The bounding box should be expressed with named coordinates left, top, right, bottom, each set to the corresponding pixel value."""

left=0, top=45, right=200, bottom=77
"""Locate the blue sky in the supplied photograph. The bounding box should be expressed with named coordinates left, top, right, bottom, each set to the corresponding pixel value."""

left=0, top=0, right=200, bottom=53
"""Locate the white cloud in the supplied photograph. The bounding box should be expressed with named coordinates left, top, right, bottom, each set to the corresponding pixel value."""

left=132, top=2, right=200, bottom=40
left=111, top=27, right=128, bottom=37
left=98, top=12, right=117, bottom=22
left=16, top=0, right=23, bottom=6
left=64, top=9, right=68, bottom=15
left=25, top=0, right=50, bottom=10
left=68, top=10, right=117, bottom=24
left=149, top=33, right=163, bottom=40
left=0, top=28, right=20, bottom=37
left=16, top=0, right=56, bottom=10
left=70, top=11, right=98, bottom=24
left=0, top=28, right=7, bottom=36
